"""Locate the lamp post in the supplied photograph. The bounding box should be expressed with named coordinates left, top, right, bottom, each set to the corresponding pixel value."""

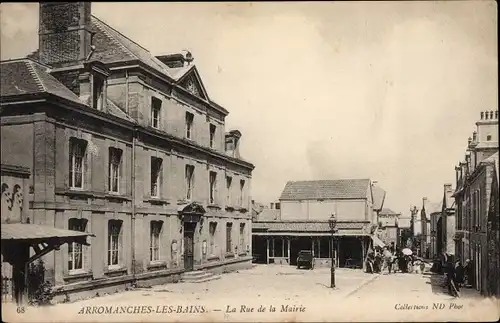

left=328, top=213, right=338, bottom=288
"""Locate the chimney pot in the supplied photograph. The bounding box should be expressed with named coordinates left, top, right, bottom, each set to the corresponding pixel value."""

left=490, top=111, right=494, bottom=119
left=481, top=111, right=484, bottom=120
left=468, top=137, right=472, bottom=144
left=472, top=131, right=477, bottom=141
left=495, top=110, right=498, bottom=119
left=485, top=111, right=489, bottom=120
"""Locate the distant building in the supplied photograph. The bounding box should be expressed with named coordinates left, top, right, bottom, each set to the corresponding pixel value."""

left=252, top=179, right=385, bottom=270
left=438, top=184, right=456, bottom=257
left=397, top=217, right=412, bottom=248
left=453, top=110, right=499, bottom=296
left=426, top=200, right=443, bottom=259
left=377, top=208, right=400, bottom=247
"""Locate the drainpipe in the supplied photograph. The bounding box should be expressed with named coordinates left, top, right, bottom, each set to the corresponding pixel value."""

left=131, top=128, right=137, bottom=286
left=125, top=70, right=130, bottom=114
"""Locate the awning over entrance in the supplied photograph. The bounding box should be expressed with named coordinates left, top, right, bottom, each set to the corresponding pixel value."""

left=1, top=223, right=93, bottom=243
left=1, top=223, right=95, bottom=265
left=371, top=235, right=385, bottom=248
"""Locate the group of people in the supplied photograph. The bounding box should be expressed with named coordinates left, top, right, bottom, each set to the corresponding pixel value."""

left=365, top=242, right=418, bottom=274
left=438, top=253, right=473, bottom=297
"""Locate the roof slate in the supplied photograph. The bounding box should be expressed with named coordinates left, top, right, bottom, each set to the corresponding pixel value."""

left=372, top=186, right=386, bottom=211
left=279, top=179, right=371, bottom=200
left=1, top=59, right=84, bottom=105
left=379, top=208, right=399, bottom=215
left=256, top=209, right=280, bottom=221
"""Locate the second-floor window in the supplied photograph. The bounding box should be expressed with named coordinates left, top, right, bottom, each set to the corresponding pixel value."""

left=186, top=112, right=194, bottom=139
left=209, top=124, right=216, bottom=148
left=239, top=179, right=245, bottom=206
left=151, top=157, right=162, bottom=198
left=69, top=138, right=88, bottom=189
left=151, top=97, right=161, bottom=129
left=226, top=176, right=232, bottom=205
left=108, top=147, right=122, bottom=193
left=185, top=164, right=195, bottom=200
left=209, top=171, right=217, bottom=204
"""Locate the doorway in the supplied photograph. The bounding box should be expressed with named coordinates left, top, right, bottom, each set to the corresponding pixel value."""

left=183, top=222, right=196, bottom=271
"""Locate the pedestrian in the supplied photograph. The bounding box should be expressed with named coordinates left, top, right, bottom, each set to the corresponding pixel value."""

left=455, top=260, right=465, bottom=288
left=463, top=259, right=472, bottom=287
left=382, top=246, right=393, bottom=274
left=366, top=251, right=375, bottom=274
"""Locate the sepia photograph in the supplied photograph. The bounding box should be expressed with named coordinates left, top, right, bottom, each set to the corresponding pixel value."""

left=0, top=1, right=499, bottom=322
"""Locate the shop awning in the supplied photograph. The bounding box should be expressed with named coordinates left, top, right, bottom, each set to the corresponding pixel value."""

left=371, top=235, right=385, bottom=248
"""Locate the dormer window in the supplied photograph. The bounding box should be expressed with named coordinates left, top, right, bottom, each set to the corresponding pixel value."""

left=93, top=75, right=105, bottom=110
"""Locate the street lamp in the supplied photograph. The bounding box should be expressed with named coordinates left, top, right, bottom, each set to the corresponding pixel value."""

left=328, top=213, right=338, bottom=288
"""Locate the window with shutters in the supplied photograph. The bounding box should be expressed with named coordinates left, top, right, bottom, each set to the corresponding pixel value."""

left=69, top=138, right=87, bottom=189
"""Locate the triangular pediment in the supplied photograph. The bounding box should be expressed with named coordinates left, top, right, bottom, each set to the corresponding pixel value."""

left=177, top=66, right=209, bottom=101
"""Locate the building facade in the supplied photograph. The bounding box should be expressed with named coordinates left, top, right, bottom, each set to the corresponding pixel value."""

left=377, top=208, right=400, bottom=247
left=1, top=2, right=254, bottom=302
left=453, top=110, right=499, bottom=296
left=252, top=180, right=385, bottom=270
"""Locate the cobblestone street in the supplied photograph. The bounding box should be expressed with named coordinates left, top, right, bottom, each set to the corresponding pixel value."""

left=3, top=265, right=498, bottom=322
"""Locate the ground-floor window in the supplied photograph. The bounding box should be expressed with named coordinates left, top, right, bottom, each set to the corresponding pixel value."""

left=150, top=221, right=163, bottom=262
left=108, top=220, right=123, bottom=268
left=226, top=223, right=233, bottom=253
left=209, top=222, right=217, bottom=255
left=68, top=218, right=88, bottom=272
left=239, top=223, right=246, bottom=253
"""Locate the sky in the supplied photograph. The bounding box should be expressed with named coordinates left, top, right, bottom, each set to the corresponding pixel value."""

left=1, top=2, right=497, bottom=216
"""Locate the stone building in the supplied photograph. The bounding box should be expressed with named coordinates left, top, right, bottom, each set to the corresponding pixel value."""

left=377, top=208, right=400, bottom=247
left=1, top=2, right=254, bottom=301
left=252, top=179, right=385, bottom=269
left=453, top=110, right=499, bottom=296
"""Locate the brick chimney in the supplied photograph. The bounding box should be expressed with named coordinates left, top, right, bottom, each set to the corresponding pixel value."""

left=225, top=130, right=242, bottom=159
left=39, top=2, right=93, bottom=67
